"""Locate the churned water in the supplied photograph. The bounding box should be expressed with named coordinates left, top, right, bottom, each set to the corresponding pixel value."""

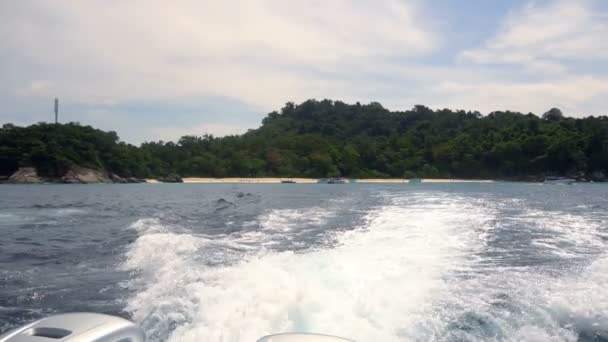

left=1, top=183, right=607, bottom=341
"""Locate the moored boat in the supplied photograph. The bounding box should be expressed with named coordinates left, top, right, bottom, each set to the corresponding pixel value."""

left=544, top=176, right=575, bottom=185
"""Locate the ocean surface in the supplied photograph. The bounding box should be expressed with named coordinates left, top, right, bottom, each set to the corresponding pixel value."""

left=1, top=183, right=607, bottom=341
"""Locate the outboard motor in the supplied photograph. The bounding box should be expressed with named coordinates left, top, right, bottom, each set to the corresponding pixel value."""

left=0, top=313, right=144, bottom=342
left=1, top=313, right=353, bottom=341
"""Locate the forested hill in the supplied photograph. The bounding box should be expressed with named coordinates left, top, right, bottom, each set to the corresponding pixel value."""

left=1, top=100, right=607, bottom=181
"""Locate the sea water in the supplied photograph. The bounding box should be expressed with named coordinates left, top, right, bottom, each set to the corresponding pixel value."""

left=1, top=183, right=607, bottom=341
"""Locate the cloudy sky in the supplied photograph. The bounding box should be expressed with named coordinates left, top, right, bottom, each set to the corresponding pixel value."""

left=1, top=0, right=607, bottom=143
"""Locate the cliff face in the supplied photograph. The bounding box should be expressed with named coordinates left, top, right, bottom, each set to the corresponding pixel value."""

left=7, top=167, right=43, bottom=183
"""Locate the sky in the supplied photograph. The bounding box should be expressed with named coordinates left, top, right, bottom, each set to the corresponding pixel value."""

left=1, top=0, right=608, bottom=144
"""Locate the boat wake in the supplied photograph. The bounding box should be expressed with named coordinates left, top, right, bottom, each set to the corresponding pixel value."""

left=122, top=192, right=608, bottom=341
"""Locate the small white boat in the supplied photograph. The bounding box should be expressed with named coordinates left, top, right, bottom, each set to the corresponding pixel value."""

left=544, top=176, right=575, bottom=185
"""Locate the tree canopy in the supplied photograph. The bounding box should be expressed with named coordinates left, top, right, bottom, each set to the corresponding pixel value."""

left=1, top=100, right=607, bottom=180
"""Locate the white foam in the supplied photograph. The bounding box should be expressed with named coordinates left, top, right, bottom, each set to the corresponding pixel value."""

left=434, top=254, right=608, bottom=341
left=0, top=212, right=22, bottom=224
left=123, top=194, right=494, bottom=341
left=424, top=204, right=608, bottom=341
left=522, top=210, right=603, bottom=255
left=544, top=257, right=608, bottom=337
left=258, top=208, right=331, bottom=233
left=122, top=192, right=608, bottom=342
left=53, top=208, right=87, bottom=216
left=129, top=218, right=170, bottom=235
left=233, top=207, right=334, bottom=247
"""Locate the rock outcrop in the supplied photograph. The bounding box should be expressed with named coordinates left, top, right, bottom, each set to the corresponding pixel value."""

left=62, top=166, right=111, bottom=184
left=158, top=174, right=183, bottom=183
left=110, top=173, right=127, bottom=183
left=109, top=173, right=145, bottom=183
left=8, top=167, right=44, bottom=183
left=590, top=171, right=606, bottom=182
left=3, top=166, right=147, bottom=184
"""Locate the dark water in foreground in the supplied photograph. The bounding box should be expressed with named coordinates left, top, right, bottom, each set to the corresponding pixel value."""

left=1, top=183, right=607, bottom=341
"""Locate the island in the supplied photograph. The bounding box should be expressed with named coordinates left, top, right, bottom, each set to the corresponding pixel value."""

left=1, top=100, right=606, bottom=184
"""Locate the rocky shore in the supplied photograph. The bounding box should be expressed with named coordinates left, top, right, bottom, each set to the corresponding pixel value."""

left=4, top=166, right=146, bottom=184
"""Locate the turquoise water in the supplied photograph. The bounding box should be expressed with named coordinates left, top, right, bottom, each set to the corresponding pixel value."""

left=1, top=183, right=607, bottom=341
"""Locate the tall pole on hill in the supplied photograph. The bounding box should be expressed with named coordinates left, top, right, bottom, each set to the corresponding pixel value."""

left=54, top=98, right=59, bottom=124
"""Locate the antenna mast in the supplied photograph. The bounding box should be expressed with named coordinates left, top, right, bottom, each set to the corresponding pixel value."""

left=54, top=98, right=59, bottom=124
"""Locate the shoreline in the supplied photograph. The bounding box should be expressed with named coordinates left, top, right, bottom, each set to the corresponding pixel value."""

left=6, top=177, right=606, bottom=184
left=0, top=177, right=499, bottom=185
left=176, top=178, right=495, bottom=184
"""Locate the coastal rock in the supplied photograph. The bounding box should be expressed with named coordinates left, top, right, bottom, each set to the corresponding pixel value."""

left=8, top=167, right=43, bottom=183
left=62, top=175, right=80, bottom=184
left=158, top=174, right=183, bottom=183
left=590, top=171, right=606, bottom=182
left=522, top=175, right=545, bottom=182
left=110, top=173, right=127, bottom=183
left=567, top=171, right=589, bottom=183
left=109, top=173, right=145, bottom=183
left=62, top=166, right=111, bottom=184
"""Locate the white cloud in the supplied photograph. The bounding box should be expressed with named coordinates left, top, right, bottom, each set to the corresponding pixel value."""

left=16, top=80, right=55, bottom=97
left=0, top=0, right=434, bottom=109
left=440, top=0, right=608, bottom=117
left=460, top=0, right=608, bottom=72
left=431, top=76, right=608, bottom=116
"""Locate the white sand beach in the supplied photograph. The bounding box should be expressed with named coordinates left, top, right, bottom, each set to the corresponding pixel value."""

left=161, top=178, right=496, bottom=184
left=181, top=177, right=318, bottom=184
